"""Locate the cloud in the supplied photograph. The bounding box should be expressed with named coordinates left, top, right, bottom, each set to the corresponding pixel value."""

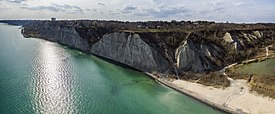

left=234, top=2, right=245, bottom=6
left=21, top=5, right=61, bottom=12
left=144, top=6, right=189, bottom=18
left=21, top=3, right=84, bottom=13
left=123, top=5, right=137, bottom=11
left=196, top=6, right=225, bottom=15
left=6, top=0, right=26, bottom=4
left=152, top=0, right=164, bottom=5
left=121, top=4, right=137, bottom=13
left=97, top=3, right=105, bottom=6
left=107, top=9, right=120, bottom=16
left=110, top=12, right=120, bottom=16
left=134, top=12, right=149, bottom=17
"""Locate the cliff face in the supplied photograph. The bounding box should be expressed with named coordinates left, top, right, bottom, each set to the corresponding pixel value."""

left=20, top=21, right=275, bottom=76
left=91, top=32, right=170, bottom=73
left=175, top=39, right=221, bottom=72
left=22, top=22, right=90, bottom=52
left=175, top=30, right=275, bottom=73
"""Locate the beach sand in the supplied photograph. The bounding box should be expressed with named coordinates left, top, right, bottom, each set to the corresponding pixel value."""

left=172, top=79, right=275, bottom=114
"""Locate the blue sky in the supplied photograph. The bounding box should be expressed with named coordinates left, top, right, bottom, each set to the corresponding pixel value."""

left=0, top=0, right=274, bottom=23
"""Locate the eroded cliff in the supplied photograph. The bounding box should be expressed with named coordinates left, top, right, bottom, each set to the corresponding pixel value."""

left=19, top=20, right=275, bottom=77
left=91, top=32, right=170, bottom=73
left=22, top=21, right=90, bottom=52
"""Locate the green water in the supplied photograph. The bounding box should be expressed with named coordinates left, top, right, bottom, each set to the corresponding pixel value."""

left=0, top=23, right=223, bottom=114
left=236, top=58, right=275, bottom=76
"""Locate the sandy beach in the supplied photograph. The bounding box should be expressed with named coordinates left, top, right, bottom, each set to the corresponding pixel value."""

left=172, top=79, right=275, bottom=114
left=146, top=72, right=275, bottom=114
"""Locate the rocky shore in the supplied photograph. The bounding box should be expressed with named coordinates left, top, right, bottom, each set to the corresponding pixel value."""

left=2, top=20, right=275, bottom=114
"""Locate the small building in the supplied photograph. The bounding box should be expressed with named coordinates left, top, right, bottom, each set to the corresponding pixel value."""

left=51, top=17, right=56, bottom=22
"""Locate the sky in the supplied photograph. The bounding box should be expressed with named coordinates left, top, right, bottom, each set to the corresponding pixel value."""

left=0, top=0, right=275, bottom=23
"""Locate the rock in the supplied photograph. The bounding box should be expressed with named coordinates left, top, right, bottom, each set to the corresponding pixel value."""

left=223, top=32, right=234, bottom=43
left=175, top=40, right=214, bottom=72
left=253, top=31, right=263, bottom=38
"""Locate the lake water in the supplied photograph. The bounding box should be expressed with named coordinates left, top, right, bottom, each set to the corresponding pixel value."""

left=0, top=23, right=223, bottom=114
left=236, top=58, right=275, bottom=76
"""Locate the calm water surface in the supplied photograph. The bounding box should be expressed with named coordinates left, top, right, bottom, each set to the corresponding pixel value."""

left=0, top=23, right=223, bottom=114
left=236, top=58, right=275, bottom=76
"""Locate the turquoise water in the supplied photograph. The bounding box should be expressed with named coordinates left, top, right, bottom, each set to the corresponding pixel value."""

left=236, top=58, right=275, bottom=76
left=0, top=23, right=223, bottom=114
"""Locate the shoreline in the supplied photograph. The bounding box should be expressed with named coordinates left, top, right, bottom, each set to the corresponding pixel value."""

left=145, top=71, right=275, bottom=114
left=144, top=72, right=242, bottom=114
left=38, top=36, right=275, bottom=114
left=87, top=43, right=275, bottom=114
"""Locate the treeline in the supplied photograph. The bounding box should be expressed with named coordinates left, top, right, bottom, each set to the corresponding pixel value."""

left=3, top=19, right=275, bottom=32
left=54, top=20, right=275, bottom=32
